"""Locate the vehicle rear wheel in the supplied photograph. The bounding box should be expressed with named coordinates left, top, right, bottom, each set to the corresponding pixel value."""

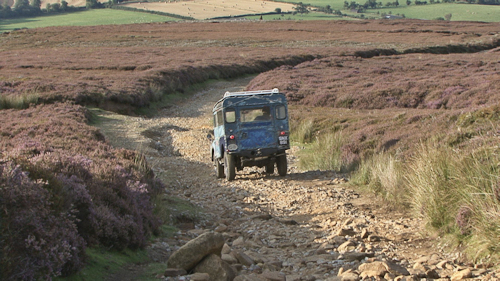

left=215, top=156, right=224, bottom=178
left=277, top=153, right=287, bottom=176
left=224, top=151, right=236, bottom=181
left=265, top=161, right=274, bottom=174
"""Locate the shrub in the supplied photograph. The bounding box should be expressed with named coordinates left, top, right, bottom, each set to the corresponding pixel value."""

left=0, top=163, right=86, bottom=280
left=291, top=119, right=315, bottom=144
left=0, top=93, right=40, bottom=109
left=298, top=131, right=358, bottom=172
left=404, top=141, right=500, bottom=262
left=351, top=152, right=406, bottom=204
left=0, top=103, right=161, bottom=279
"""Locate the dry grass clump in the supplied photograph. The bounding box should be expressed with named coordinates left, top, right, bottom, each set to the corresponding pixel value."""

left=0, top=92, right=39, bottom=109
left=297, top=131, right=356, bottom=173
left=0, top=103, right=161, bottom=280
left=405, top=141, right=500, bottom=263
left=351, top=152, right=406, bottom=204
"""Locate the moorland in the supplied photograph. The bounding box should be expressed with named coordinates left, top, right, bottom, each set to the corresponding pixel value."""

left=1, top=19, right=500, bottom=279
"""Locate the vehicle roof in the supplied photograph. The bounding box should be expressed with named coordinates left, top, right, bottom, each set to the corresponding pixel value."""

left=213, top=89, right=287, bottom=112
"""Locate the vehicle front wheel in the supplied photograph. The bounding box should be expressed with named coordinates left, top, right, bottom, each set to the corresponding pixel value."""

left=277, top=153, right=287, bottom=176
left=224, top=151, right=236, bottom=181
left=215, top=157, right=224, bottom=178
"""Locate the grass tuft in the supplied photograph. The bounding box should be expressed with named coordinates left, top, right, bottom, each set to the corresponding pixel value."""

left=0, top=93, right=39, bottom=109
left=351, top=152, right=407, bottom=204
left=298, top=131, right=358, bottom=173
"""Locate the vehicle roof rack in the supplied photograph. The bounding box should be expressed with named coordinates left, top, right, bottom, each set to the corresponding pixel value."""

left=223, top=88, right=279, bottom=98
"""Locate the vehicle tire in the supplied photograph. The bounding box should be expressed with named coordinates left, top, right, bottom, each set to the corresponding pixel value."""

left=265, top=161, right=274, bottom=174
left=277, top=153, right=287, bottom=176
left=224, top=151, right=236, bottom=181
left=215, top=157, right=224, bottom=178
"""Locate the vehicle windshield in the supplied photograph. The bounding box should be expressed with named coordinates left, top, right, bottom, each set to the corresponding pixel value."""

left=240, top=106, right=272, bottom=123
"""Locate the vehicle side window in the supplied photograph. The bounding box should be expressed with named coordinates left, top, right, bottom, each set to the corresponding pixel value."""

left=225, top=109, right=236, bottom=123
left=216, top=110, right=224, bottom=126
left=276, top=105, right=286, bottom=120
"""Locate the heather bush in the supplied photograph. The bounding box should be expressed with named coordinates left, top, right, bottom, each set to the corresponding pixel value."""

left=248, top=53, right=500, bottom=110
left=0, top=103, right=161, bottom=279
left=0, top=163, right=86, bottom=280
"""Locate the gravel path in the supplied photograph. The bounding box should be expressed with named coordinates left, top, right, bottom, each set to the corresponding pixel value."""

left=96, top=77, right=498, bottom=281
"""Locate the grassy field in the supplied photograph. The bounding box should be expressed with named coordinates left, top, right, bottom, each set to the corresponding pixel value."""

left=244, top=11, right=347, bottom=20
left=0, top=9, right=177, bottom=32
left=278, top=0, right=348, bottom=9
left=122, top=0, right=297, bottom=20
left=278, top=0, right=500, bottom=21
left=370, top=3, right=500, bottom=21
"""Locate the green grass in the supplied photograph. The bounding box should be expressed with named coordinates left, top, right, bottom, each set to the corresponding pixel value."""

left=277, top=0, right=349, bottom=10
left=267, top=0, right=500, bottom=21
left=0, top=9, right=178, bottom=32
left=368, top=3, right=500, bottom=21
left=57, top=223, right=179, bottom=281
left=244, top=11, right=347, bottom=20
left=56, top=247, right=150, bottom=281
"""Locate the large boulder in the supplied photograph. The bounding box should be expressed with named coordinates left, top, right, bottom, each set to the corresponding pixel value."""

left=195, top=254, right=237, bottom=281
left=167, top=232, right=225, bottom=271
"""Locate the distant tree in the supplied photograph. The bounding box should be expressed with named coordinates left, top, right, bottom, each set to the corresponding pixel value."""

left=293, top=2, right=309, bottom=14
left=14, top=0, right=29, bottom=10
left=30, top=0, right=41, bottom=9
left=344, top=0, right=349, bottom=8
left=347, top=1, right=359, bottom=9
left=395, top=0, right=399, bottom=6
left=406, top=0, right=411, bottom=5
left=86, top=0, right=103, bottom=9
left=46, top=2, right=61, bottom=12
left=61, top=0, right=68, bottom=10
left=30, top=0, right=41, bottom=14
left=444, top=13, right=452, bottom=20
left=275, top=7, right=281, bottom=13
left=0, top=4, right=13, bottom=18
left=363, top=0, right=376, bottom=8
left=14, top=0, right=36, bottom=15
left=318, top=4, right=333, bottom=13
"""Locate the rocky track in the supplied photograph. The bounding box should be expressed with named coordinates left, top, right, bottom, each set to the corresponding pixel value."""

left=96, top=77, right=499, bottom=281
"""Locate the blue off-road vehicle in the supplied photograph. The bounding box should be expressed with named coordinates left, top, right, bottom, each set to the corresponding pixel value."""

left=211, top=88, right=290, bottom=181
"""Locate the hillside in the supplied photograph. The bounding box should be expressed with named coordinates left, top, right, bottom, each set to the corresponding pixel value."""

left=2, top=19, right=500, bottom=279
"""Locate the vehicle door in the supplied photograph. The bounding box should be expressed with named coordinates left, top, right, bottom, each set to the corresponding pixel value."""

left=237, top=105, right=277, bottom=151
